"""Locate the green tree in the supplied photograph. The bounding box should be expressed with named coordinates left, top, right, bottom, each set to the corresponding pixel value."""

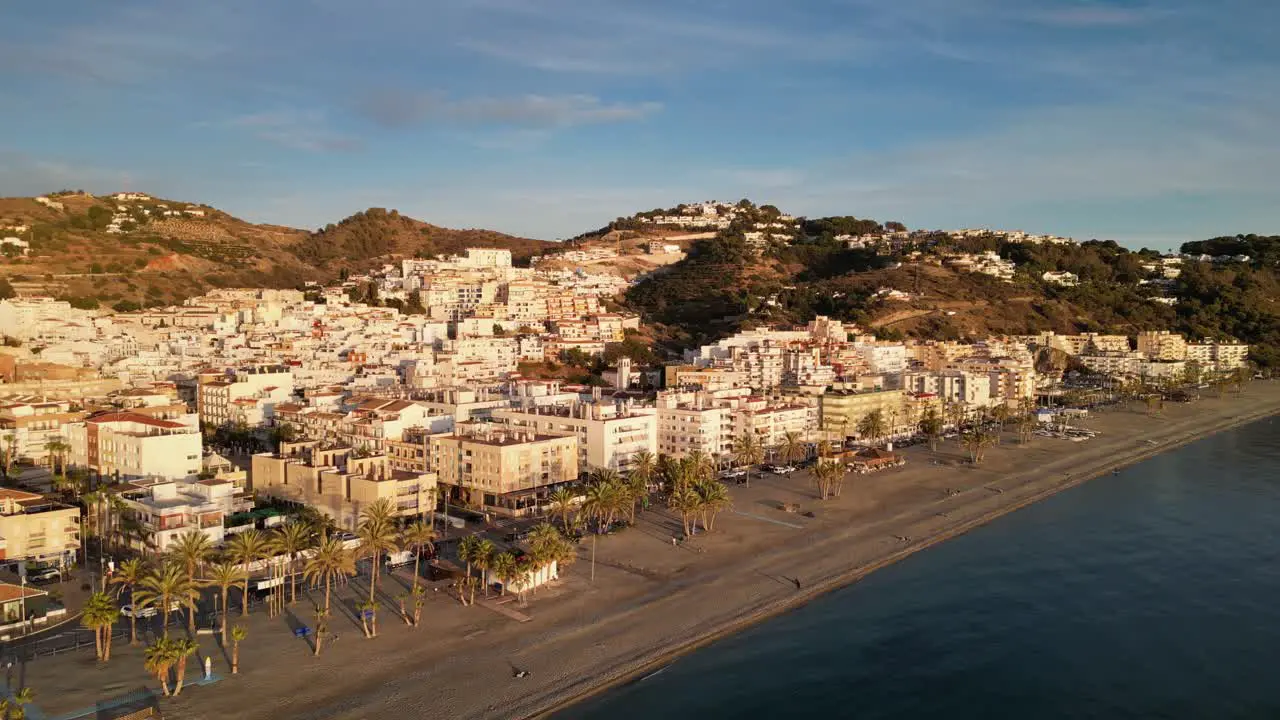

left=227, top=529, right=270, bottom=616
left=303, top=533, right=356, bottom=613
left=0, top=276, right=14, bottom=300
left=109, top=557, right=147, bottom=645
left=857, top=410, right=886, bottom=447
left=269, top=522, right=312, bottom=605
left=168, top=530, right=214, bottom=633
left=203, top=560, right=245, bottom=646
left=731, top=433, right=764, bottom=488
left=80, top=591, right=119, bottom=663
left=134, top=564, right=197, bottom=639
left=230, top=624, right=247, bottom=674
left=357, top=498, right=400, bottom=603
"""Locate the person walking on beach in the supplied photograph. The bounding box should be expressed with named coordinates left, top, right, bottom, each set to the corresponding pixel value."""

left=792, top=577, right=802, bottom=590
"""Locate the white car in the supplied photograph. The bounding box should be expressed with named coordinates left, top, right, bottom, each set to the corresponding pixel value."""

left=120, top=600, right=183, bottom=619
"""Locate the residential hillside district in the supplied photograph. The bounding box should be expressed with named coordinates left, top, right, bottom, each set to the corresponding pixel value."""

left=0, top=214, right=1257, bottom=717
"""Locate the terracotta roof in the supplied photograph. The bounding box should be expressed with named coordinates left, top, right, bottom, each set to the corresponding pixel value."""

left=0, top=583, right=46, bottom=603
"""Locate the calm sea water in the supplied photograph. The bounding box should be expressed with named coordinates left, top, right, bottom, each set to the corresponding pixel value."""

left=557, top=418, right=1280, bottom=720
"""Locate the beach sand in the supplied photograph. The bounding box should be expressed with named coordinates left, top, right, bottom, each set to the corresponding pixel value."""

left=18, top=385, right=1280, bottom=720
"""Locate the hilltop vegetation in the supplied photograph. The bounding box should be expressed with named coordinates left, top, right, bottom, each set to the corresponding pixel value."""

left=0, top=194, right=550, bottom=307
left=623, top=208, right=1280, bottom=366
left=292, top=208, right=552, bottom=268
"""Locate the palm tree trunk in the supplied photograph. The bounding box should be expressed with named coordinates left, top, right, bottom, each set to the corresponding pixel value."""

left=104, top=625, right=113, bottom=661
left=158, top=670, right=171, bottom=696
left=289, top=555, right=297, bottom=604
left=313, top=632, right=323, bottom=656
left=371, top=610, right=377, bottom=637
left=174, top=658, right=187, bottom=695
left=161, top=606, right=171, bottom=639
left=129, top=588, right=138, bottom=644
left=232, top=641, right=241, bottom=674
left=220, top=588, right=229, bottom=645
left=369, top=554, right=379, bottom=603
left=242, top=577, right=251, bottom=616
left=94, top=624, right=103, bottom=661
left=411, top=549, right=421, bottom=593
left=324, top=577, right=331, bottom=613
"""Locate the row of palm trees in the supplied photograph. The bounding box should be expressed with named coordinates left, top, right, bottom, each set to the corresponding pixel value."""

left=455, top=523, right=575, bottom=605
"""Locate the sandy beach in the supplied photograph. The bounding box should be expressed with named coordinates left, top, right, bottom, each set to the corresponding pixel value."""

left=15, top=384, right=1280, bottom=720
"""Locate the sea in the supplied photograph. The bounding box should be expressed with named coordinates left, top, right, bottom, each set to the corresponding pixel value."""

left=556, top=418, right=1280, bottom=720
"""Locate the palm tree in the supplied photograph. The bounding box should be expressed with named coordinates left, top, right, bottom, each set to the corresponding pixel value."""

left=170, top=637, right=199, bottom=696
left=5, top=686, right=34, bottom=720
left=548, top=487, right=577, bottom=531
left=356, top=599, right=380, bottom=638
left=694, top=478, right=731, bottom=532
left=230, top=624, right=247, bottom=674
left=814, top=458, right=842, bottom=501
left=80, top=592, right=119, bottom=663
left=629, top=450, right=657, bottom=491
left=668, top=485, right=702, bottom=537
left=779, top=430, right=805, bottom=465
left=456, top=535, right=484, bottom=581
left=109, top=557, right=147, bottom=645
left=400, top=521, right=434, bottom=595
left=302, top=532, right=356, bottom=613
left=135, top=563, right=197, bottom=638
left=584, top=470, right=623, bottom=531
left=856, top=410, right=886, bottom=448
left=43, top=438, right=70, bottom=475
left=168, top=529, right=213, bottom=633
left=685, top=450, right=715, bottom=486
left=919, top=406, right=944, bottom=452
left=357, top=498, right=400, bottom=603
left=470, top=538, right=496, bottom=598
left=731, top=433, right=764, bottom=487
left=227, top=529, right=269, bottom=616
left=311, top=606, right=330, bottom=657
left=269, top=522, right=312, bottom=605
left=490, top=552, right=519, bottom=596
left=203, top=560, right=245, bottom=646
left=144, top=639, right=176, bottom=696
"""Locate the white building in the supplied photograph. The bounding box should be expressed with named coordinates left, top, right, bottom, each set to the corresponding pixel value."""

left=66, top=412, right=203, bottom=482
left=493, top=402, right=657, bottom=474
left=117, top=478, right=236, bottom=553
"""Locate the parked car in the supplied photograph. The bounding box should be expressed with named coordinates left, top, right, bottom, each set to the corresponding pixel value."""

left=766, top=465, right=797, bottom=475
left=719, top=468, right=747, bottom=479
left=27, top=567, right=62, bottom=584
left=121, top=600, right=183, bottom=619
left=504, top=530, right=530, bottom=544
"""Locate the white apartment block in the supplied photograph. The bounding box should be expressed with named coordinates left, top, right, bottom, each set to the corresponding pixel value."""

left=66, top=412, right=203, bottom=482
left=197, top=365, right=295, bottom=428
left=655, top=392, right=734, bottom=459
left=1136, top=331, right=1188, bottom=362
left=117, top=478, right=237, bottom=553
left=492, top=403, right=657, bottom=474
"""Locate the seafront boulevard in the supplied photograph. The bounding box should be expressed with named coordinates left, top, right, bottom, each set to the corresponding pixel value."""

left=8, top=384, right=1278, bottom=720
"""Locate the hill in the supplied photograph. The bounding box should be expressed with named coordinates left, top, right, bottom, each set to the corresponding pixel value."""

left=0, top=193, right=551, bottom=309
left=619, top=209, right=1280, bottom=367
left=291, top=207, right=553, bottom=268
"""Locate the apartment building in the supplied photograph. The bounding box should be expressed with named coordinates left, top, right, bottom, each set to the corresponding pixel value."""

left=117, top=478, right=241, bottom=553
left=655, top=392, right=734, bottom=459
left=492, top=402, right=657, bottom=473
left=197, top=365, right=295, bottom=428
left=1185, top=340, right=1250, bottom=372
left=1136, top=331, right=1188, bottom=361
left=253, top=442, right=438, bottom=529
left=819, top=388, right=912, bottom=439
left=66, top=412, right=203, bottom=482
left=0, top=489, right=80, bottom=566
left=733, top=401, right=817, bottom=450
left=0, top=400, right=87, bottom=465
left=430, top=423, right=577, bottom=516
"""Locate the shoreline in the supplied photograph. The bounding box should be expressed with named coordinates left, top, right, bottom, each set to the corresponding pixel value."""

left=521, top=395, right=1280, bottom=720
left=23, top=390, right=1280, bottom=720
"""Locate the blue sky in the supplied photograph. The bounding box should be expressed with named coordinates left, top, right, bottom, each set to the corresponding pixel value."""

left=2, top=0, right=1278, bottom=248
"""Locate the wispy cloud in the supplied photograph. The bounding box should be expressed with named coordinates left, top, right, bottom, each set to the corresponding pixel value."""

left=1030, top=5, right=1153, bottom=28
left=229, top=110, right=363, bottom=153
left=362, top=91, right=662, bottom=129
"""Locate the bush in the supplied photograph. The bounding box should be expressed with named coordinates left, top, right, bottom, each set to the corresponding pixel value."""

left=112, top=300, right=141, bottom=312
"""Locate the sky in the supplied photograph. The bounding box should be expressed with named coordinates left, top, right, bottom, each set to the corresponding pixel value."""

left=1, top=0, right=1278, bottom=248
